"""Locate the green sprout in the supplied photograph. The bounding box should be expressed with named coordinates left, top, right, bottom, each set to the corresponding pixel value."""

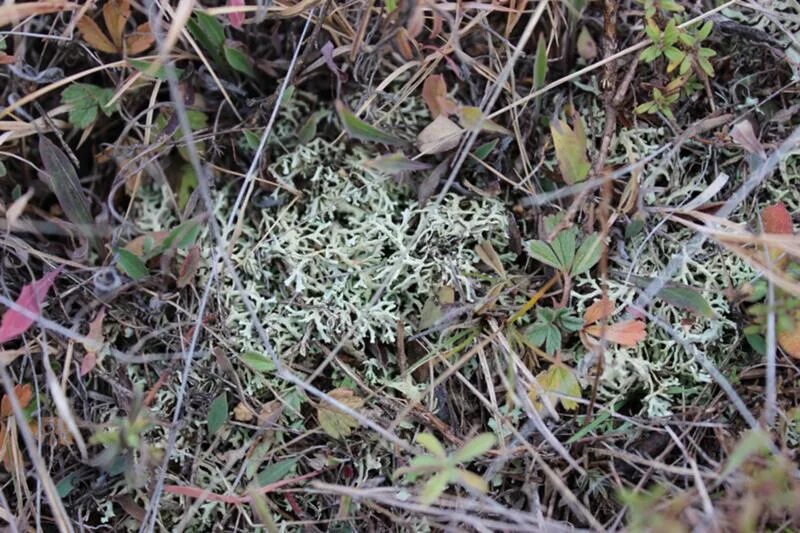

left=396, top=433, right=496, bottom=505
left=635, top=87, right=681, bottom=120
left=524, top=306, right=584, bottom=354
left=637, top=0, right=683, bottom=19
left=640, top=18, right=681, bottom=63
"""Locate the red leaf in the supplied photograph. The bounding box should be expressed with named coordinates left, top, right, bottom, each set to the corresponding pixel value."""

left=227, top=0, right=245, bottom=28
left=761, top=202, right=793, bottom=234
left=0, top=269, right=61, bottom=344
left=585, top=320, right=647, bottom=347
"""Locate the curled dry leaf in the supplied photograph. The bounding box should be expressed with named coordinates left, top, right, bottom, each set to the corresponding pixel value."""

left=317, top=388, right=364, bottom=439
left=0, top=383, right=33, bottom=417
left=5, top=188, right=34, bottom=229
left=761, top=202, right=793, bottom=266
left=233, top=402, right=254, bottom=422
left=422, top=75, right=457, bottom=118
left=730, top=119, right=766, bottom=160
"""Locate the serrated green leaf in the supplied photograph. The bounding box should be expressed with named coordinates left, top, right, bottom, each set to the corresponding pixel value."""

left=451, top=433, right=495, bottom=463
left=420, top=470, right=449, bottom=504
left=224, top=46, right=255, bottom=77
left=528, top=240, right=563, bottom=270
left=550, top=114, right=590, bottom=184
left=257, top=458, right=298, bottom=486
left=241, top=351, right=276, bottom=373
left=61, top=83, right=117, bottom=129
left=116, top=248, right=149, bottom=279
left=571, top=233, right=603, bottom=275
left=545, top=326, right=561, bottom=354
left=207, top=392, right=228, bottom=434
left=550, top=228, right=577, bottom=272
left=534, top=34, right=547, bottom=90
left=335, top=100, right=405, bottom=146
left=416, top=433, right=446, bottom=458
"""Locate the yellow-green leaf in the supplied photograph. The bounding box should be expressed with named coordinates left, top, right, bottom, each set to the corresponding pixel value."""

left=335, top=100, right=405, bottom=146
left=459, top=106, right=511, bottom=136
left=550, top=112, right=590, bottom=184
left=317, top=388, right=364, bottom=439
left=529, top=364, right=582, bottom=414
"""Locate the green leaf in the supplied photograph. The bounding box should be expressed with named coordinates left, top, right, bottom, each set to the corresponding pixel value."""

left=0, top=161, right=6, bottom=178
left=651, top=286, right=715, bottom=317
left=207, top=392, right=228, bottom=434
left=639, top=45, right=661, bottom=63
left=187, top=12, right=225, bottom=66
left=297, top=110, right=327, bottom=144
left=157, top=218, right=202, bottom=255
left=571, top=233, right=603, bottom=275
left=625, top=218, right=645, bottom=240
left=533, top=34, right=547, bottom=90
left=451, top=433, right=496, bottom=463
left=697, top=21, right=713, bottom=40
left=242, top=129, right=261, bottom=151
left=456, top=469, right=489, bottom=493
left=335, top=100, right=405, bottom=146
left=550, top=113, right=590, bottom=184
left=720, top=430, right=771, bottom=479
left=698, top=56, right=714, bottom=76
left=256, top=458, right=298, bottom=486
left=420, top=470, right=449, bottom=505
left=473, top=139, right=498, bottom=161
left=545, top=326, right=562, bottom=354
left=746, top=334, right=766, bottom=355
left=385, top=0, right=397, bottom=12
left=56, top=474, right=75, bottom=498
left=116, top=248, right=149, bottom=279
left=241, top=351, right=276, bottom=373
left=662, top=19, right=679, bottom=45
left=550, top=228, right=577, bottom=273
left=525, top=323, right=551, bottom=347
left=363, top=152, right=431, bottom=174
left=530, top=364, right=582, bottom=412
left=645, top=19, right=661, bottom=42
left=317, top=388, right=363, bottom=439
left=224, top=46, right=255, bottom=77
left=408, top=455, right=441, bottom=471
left=177, top=164, right=198, bottom=211
left=61, top=83, right=117, bottom=129
left=528, top=240, right=563, bottom=270
left=128, top=59, right=183, bottom=80
left=38, top=136, right=97, bottom=248
left=416, top=433, right=447, bottom=458
left=635, top=101, right=657, bottom=114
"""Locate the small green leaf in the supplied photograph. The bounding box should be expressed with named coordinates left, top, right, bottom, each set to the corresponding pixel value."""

left=416, top=433, right=446, bottom=458
left=128, top=59, right=183, bottom=80
left=256, top=458, right=298, bottom=486
left=224, top=46, right=255, bottom=77
left=534, top=34, right=547, bottom=90
left=550, top=227, right=577, bottom=273
left=571, top=233, right=603, bottom=275
left=56, top=475, right=75, bottom=498
left=116, top=248, right=149, bottom=279
left=38, top=136, right=97, bottom=248
left=451, top=433, right=496, bottom=463
left=645, top=19, right=661, bottom=42
left=242, top=351, right=276, bottom=373
left=697, top=21, right=713, bottom=40
left=408, top=455, right=441, bottom=471
left=456, top=469, right=489, bottom=493
left=157, top=218, right=202, bottom=255
left=746, top=334, right=766, bottom=355
left=385, top=0, right=397, bottom=12
left=625, top=218, right=645, bottom=240
left=61, top=83, right=118, bottom=129
left=0, top=160, right=6, bottom=178
left=420, top=470, right=449, bottom=505
left=297, top=110, right=327, bottom=144
left=698, top=56, right=714, bottom=76
left=207, top=392, right=228, bottom=434
left=639, top=45, right=661, bottom=62
left=335, top=100, right=405, bottom=146
left=528, top=240, right=563, bottom=270
left=655, top=286, right=716, bottom=317
left=473, top=139, right=498, bottom=161
left=177, top=164, right=198, bottom=211
left=188, top=12, right=225, bottom=66
left=242, top=129, right=261, bottom=151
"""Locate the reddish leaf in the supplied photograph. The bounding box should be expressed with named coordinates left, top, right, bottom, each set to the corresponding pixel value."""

left=177, top=246, right=201, bottom=288
left=0, top=269, right=61, bottom=344
left=583, top=297, right=614, bottom=325
left=227, top=0, right=245, bottom=29
left=584, top=320, right=647, bottom=347
left=80, top=352, right=97, bottom=377
left=125, top=22, right=154, bottom=55
left=103, top=0, right=130, bottom=49
left=761, top=202, right=793, bottom=234
left=0, top=383, right=33, bottom=417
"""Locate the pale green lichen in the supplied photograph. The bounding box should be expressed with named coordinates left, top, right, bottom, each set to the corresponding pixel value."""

left=220, top=136, right=508, bottom=363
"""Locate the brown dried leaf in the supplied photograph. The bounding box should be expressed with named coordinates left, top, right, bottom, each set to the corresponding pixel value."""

left=422, top=74, right=448, bottom=118
left=583, top=297, right=614, bottom=324
left=103, top=0, right=130, bottom=49
left=417, top=115, right=462, bottom=154
left=77, top=15, right=117, bottom=53
left=233, top=402, right=254, bottom=422
left=177, top=246, right=201, bottom=288
left=126, top=22, right=154, bottom=55
left=317, top=388, right=364, bottom=439
left=584, top=320, right=647, bottom=347
left=1, top=384, right=33, bottom=418
left=730, top=120, right=765, bottom=159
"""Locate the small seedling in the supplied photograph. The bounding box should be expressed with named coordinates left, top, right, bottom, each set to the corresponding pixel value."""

left=396, top=432, right=496, bottom=505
